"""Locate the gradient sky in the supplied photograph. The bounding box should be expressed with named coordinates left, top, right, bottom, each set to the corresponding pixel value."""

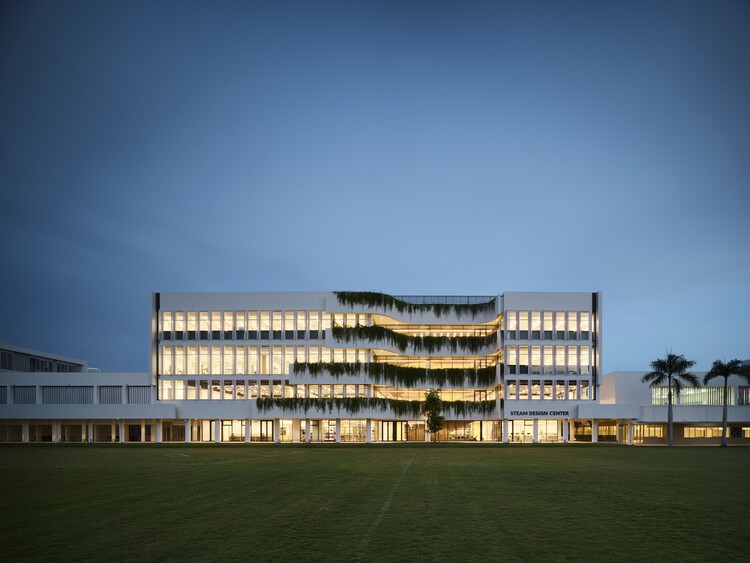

left=1, top=0, right=748, bottom=373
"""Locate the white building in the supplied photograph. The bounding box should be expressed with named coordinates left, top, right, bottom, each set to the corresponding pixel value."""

left=1, top=291, right=748, bottom=445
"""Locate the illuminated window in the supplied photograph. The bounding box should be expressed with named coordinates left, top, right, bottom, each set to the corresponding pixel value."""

left=187, top=312, right=197, bottom=338
left=518, top=380, right=529, bottom=400
left=199, top=311, right=209, bottom=334
left=555, top=380, right=565, bottom=400
left=162, top=312, right=173, bottom=333
left=174, top=312, right=185, bottom=340
left=567, top=312, right=577, bottom=339
left=248, top=311, right=259, bottom=332
left=580, top=312, right=590, bottom=340
left=175, top=347, right=185, bottom=375
left=543, top=346, right=553, bottom=375
left=507, top=346, right=517, bottom=375
left=531, top=346, right=541, bottom=374
left=260, top=311, right=270, bottom=337
left=187, top=346, right=197, bottom=374
left=236, top=346, right=245, bottom=374
left=309, top=346, right=320, bottom=363
left=223, top=346, right=234, bottom=375
left=543, top=311, right=553, bottom=339
left=567, top=346, right=578, bottom=374
left=531, top=380, right=541, bottom=400
left=519, top=346, right=529, bottom=374
left=580, top=347, right=590, bottom=375
left=519, top=312, right=529, bottom=339
left=223, top=312, right=234, bottom=334
left=235, top=311, right=246, bottom=333
left=740, top=387, right=750, bottom=405
left=199, top=346, right=209, bottom=374
left=211, top=346, right=221, bottom=374
left=284, top=348, right=294, bottom=375
left=285, top=311, right=295, bottom=339
left=684, top=427, right=727, bottom=438
left=248, top=347, right=258, bottom=374
left=555, top=312, right=565, bottom=339
left=580, top=380, right=589, bottom=400
left=531, top=311, right=541, bottom=339
left=567, top=381, right=577, bottom=400
left=556, top=347, right=565, bottom=375
left=297, top=311, right=307, bottom=336
left=211, top=312, right=221, bottom=337
left=162, top=347, right=173, bottom=375
left=272, top=312, right=282, bottom=338
left=309, top=311, right=320, bottom=338
left=507, top=381, right=517, bottom=399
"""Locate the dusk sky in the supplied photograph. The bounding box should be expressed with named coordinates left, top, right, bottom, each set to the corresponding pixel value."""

left=1, top=0, right=748, bottom=373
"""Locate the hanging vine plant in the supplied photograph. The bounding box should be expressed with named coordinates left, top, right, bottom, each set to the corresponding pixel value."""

left=334, top=291, right=496, bottom=319
left=256, top=397, right=498, bottom=417
left=331, top=325, right=498, bottom=354
left=292, top=361, right=501, bottom=388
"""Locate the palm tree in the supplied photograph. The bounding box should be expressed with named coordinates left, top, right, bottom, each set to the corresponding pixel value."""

left=642, top=353, right=700, bottom=446
left=703, top=359, right=750, bottom=446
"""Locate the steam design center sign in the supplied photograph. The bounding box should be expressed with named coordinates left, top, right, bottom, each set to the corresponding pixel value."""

left=508, top=410, right=572, bottom=418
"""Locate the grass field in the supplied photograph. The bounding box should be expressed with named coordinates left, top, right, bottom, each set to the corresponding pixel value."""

left=1, top=444, right=748, bottom=562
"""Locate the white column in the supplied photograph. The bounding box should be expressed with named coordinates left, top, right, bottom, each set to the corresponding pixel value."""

left=184, top=420, right=191, bottom=443
left=628, top=422, right=634, bottom=446
left=155, top=421, right=162, bottom=443
left=214, top=419, right=221, bottom=443
left=563, top=419, right=569, bottom=443
left=335, top=420, right=341, bottom=443
left=81, top=422, right=87, bottom=443
left=141, top=420, right=146, bottom=442
left=118, top=420, right=125, bottom=443
left=292, top=420, right=301, bottom=442
left=273, top=419, right=280, bottom=443
left=22, top=420, right=29, bottom=443
left=592, top=420, right=599, bottom=443
left=54, top=420, right=61, bottom=443
left=365, top=419, right=372, bottom=444
left=305, top=419, right=311, bottom=443
left=502, top=420, right=509, bottom=443
left=245, top=419, right=251, bottom=443
left=533, top=420, right=539, bottom=444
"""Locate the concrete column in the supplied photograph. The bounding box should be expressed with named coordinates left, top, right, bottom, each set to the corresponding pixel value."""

left=118, top=420, right=125, bottom=443
left=245, top=419, right=251, bottom=443
left=592, top=420, right=598, bottom=443
left=155, top=421, right=162, bottom=443
left=273, top=419, right=280, bottom=443
left=628, top=422, right=634, bottom=446
left=305, top=419, right=311, bottom=443
left=365, top=419, right=372, bottom=443
left=81, top=422, right=86, bottom=443
left=22, top=420, right=29, bottom=443
left=141, top=420, right=146, bottom=443
left=87, top=421, right=94, bottom=443
left=335, top=420, right=341, bottom=443
left=292, top=420, right=301, bottom=442
left=502, top=420, right=509, bottom=443
left=215, top=419, right=221, bottom=443
left=563, top=419, right=569, bottom=443
left=55, top=420, right=61, bottom=443
left=533, top=420, right=539, bottom=444
left=184, top=420, right=191, bottom=443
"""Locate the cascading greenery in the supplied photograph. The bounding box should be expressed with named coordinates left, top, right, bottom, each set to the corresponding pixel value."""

left=334, top=291, right=496, bottom=319
left=331, top=324, right=498, bottom=354
left=256, top=397, right=498, bottom=417
left=292, top=361, right=501, bottom=387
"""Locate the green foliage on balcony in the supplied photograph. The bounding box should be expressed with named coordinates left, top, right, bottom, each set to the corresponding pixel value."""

left=256, top=397, right=498, bottom=417
left=292, top=361, right=501, bottom=387
left=334, top=291, right=496, bottom=318
left=331, top=325, right=498, bottom=354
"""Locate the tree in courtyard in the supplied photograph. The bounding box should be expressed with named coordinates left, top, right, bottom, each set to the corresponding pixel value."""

left=703, top=359, right=750, bottom=447
left=642, top=353, right=700, bottom=446
left=423, top=388, right=445, bottom=442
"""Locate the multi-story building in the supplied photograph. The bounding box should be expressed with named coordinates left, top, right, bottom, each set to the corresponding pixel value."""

left=1, top=290, right=748, bottom=445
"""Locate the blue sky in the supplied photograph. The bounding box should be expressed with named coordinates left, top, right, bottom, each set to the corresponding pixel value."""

left=1, top=0, right=748, bottom=372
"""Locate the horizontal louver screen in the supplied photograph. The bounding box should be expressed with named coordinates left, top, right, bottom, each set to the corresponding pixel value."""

left=42, top=386, right=94, bottom=404
left=127, top=386, right=151, bottom=404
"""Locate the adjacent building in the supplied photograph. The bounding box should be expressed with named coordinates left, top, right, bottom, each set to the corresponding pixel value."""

left=1, top=291, right=748, bottom=445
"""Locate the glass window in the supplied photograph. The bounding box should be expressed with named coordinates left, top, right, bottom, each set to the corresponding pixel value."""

left=260, top=347, right=269, bottom=374
left=211, top=346, right=221, bottom=374
left=260, top=312, right=270, bottom=331
left=223, top=312, right=233, bottom=332
left=284, top=348, right=294, bottom=375
left=555, top=312, right=565, bottom=338
left=568, top=311, right=577, bottom=339
left=567, top=381, right=577, bottom=400
left=519, top=346, right=529, bottom=374
left=309, top=311, right=320, bottom=331
left=519, top=311, right=528, bottom=338
left=174, top=312, right=185, bottom=333
left=518, top=380, right=529, bottom=400
left=567, top=346, right=578, bottom=374
left=580, top=347, right=590, bottom=375
left=187, top=346, right=197, bottom=374
left=543, top=311, right=553, bottom=339
left=506, top=311, right=517, bottom=334
left=297, top=311, right=307, bottom=331
left=272, top=346, right=282, bottom=374
left=236, top=346, right=245, bottom=374
left=556, top=347, right=566, bottom=375
left=162, top=347, right=173, bottom=375
left=199, top=311, right=209, bottom=332
left=531, top=346, right=541, bottom=374
left=272, top=311, right=282, bottom=332
left=162, top=312, right=173, bottom=333
left=580, top=380, right=589, bottom=400
left=507, top=381, right=517, bottom=400
left=531, top=311, right=541, bottom=339
left=309, top=346, right=320, bottom=363
left=199, top=346, right=209, bottom=374
left=223, top=346, right=234, bottom=375
left=531, top=380, right=541, bottom=400
left=248, top=311, right=259, bottom=331
left=187, top=380, right=197, bottom=400
left=543, top=346, right=553, bottom=375
left=235, top=311, right=246, bottom=332
left=506, top=346, right=517, bottom=374
left=175, top=347, right=185, bottom=375
left=555, top=380, right=566, bottom=400
left=212, top=311, right=222, bottom=331
left=187, top=312, right=197, bottom=332
left=248, top=347, right=258, bottom=374
left=580, top=312, right=590, bottom=338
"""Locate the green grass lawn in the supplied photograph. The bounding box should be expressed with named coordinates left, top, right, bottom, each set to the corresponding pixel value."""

left=1, top=444, right=748, bottom=562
